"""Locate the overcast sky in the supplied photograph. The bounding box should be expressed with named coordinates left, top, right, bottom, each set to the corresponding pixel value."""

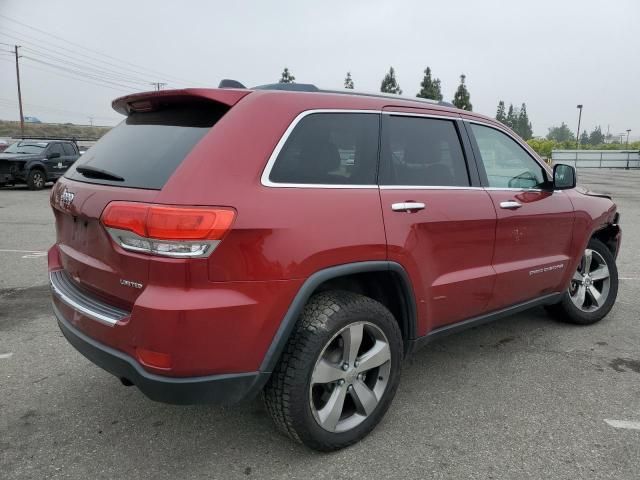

left=0, top=0, right=638, bottom=138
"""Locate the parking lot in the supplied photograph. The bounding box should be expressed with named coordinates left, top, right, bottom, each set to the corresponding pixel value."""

left=1, top=169, right=639, bottom=479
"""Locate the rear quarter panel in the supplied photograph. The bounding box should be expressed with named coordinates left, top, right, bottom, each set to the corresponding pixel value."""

left=158, top=91, right=388, bottom=281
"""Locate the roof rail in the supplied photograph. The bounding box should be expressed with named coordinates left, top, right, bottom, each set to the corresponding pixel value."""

left=14, top=135, right=98, bottom=143
left=217, top=79, right=454, bottom=107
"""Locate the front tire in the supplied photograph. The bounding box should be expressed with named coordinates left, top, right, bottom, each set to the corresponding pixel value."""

left=546, top=238, right=618, bottom=325
left=263, top=290, right=403, bottom=451
left=27, top=169, right=46, bottom=190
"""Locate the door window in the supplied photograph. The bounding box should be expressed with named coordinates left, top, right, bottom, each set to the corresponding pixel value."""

left=268, top=113, right=379, bottom=185
left=470, top=124, right=547, bottom=189
left=62, top=143, right=76, bottom=156
left=381, top=116, right=470, bottom=187
left=48, top=143, right=64, bottom=157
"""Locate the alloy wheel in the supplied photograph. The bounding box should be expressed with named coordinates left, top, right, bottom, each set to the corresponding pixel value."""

left=569, top=248, right=611, bottom=312
left=33, top=172, right=45, bottom=188
left=309, top=321, right=391, bottom=433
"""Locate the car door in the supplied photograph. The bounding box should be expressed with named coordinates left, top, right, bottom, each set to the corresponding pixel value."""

left=466, top=121, right=574, bottom=310
left=61, top=143, right=78, bottom=171
left=379, top=110, right=498, bottom=335
left=44, top=142, right=65, bottom=178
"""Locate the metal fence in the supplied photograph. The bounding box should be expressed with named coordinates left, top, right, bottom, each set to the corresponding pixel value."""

left=551, top=150, right=640, bottom=169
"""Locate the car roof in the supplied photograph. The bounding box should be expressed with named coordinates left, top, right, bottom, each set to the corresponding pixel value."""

left=112, top=85, right=501, bottom=128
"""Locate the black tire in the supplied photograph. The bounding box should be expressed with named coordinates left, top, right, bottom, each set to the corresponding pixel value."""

left=546, top=238, right=618, bottom=325
left=263, top=290, right=403, bottom=451
left=27, top=169, right=46, bottom=190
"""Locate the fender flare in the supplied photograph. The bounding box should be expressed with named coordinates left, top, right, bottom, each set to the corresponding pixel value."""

left=258, top=261, right=417, bottom=373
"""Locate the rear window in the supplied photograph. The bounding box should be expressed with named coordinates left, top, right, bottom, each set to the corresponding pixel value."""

left=268, top=113, right=379, bottom=185
left=65, top=101, right=227, bottom=189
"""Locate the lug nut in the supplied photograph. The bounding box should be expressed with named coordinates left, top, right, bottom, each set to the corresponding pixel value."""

left=354, top=361, right=359, bottom=367
left=338, top=379, right=345, bottom=386
left=342, top=363, right=349, bottom=371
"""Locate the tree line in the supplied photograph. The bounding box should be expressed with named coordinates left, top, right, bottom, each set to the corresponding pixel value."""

left=278, top=66, right=472, bottom=111
left=277, top=67, right=637, bottom=155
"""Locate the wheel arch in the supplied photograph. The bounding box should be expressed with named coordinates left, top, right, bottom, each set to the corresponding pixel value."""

left=592, top=223, right=621, bottom=259
left=259, top=261, right=418, bottom=374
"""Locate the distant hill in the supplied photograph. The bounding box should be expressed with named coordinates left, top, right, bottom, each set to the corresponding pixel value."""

left=0, top=120, right=112, bottom=140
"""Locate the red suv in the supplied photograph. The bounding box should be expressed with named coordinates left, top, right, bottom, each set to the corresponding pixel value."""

left=49, top=84, right=621, bottom=451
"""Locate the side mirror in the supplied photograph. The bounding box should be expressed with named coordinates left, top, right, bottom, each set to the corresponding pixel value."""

left=553, top=164, right=576, bottom=190
left=47, top=152, right=61, bottom=159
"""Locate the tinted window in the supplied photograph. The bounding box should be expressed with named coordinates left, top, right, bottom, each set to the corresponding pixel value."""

left=48, top=143, right=64, bottom=156
left=66, top=102, right=227, bottom=189
left=470, top=124, right=546, bottom=189
left=4, top=141, right=48, bottom=154
left=269, top=113, right=379, bottom=185
left=381, top=116, right=469, bottom=187
left=62, top=143, right=76, bottom=155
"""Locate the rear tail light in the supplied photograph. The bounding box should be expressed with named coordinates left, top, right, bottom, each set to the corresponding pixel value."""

left=101, top=201, right=235, bottom=258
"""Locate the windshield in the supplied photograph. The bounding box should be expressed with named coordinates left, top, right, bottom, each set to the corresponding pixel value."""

left=4, top=141, right=49, bottom=154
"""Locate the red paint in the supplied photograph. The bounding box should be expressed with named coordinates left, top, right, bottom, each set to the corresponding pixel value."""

left=49, top=88, right=620, bottom=381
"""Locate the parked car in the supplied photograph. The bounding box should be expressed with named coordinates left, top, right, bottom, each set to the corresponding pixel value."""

left=48, top=84, right=621, bottom=451
left=0, top=139, right=8, bottom=152
left=0, top=139, right=80, bottom=189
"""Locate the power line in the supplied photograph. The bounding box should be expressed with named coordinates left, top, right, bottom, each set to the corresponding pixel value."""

left=0, top=14, right=202, bottom=86
left=0, top=56, right=132, bottom=93
left=0, top=30, right=169, bottom=88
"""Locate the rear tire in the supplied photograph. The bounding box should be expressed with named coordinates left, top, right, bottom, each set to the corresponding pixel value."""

left=263, top=290, right=403, bottom=451
left=27, top=169, right=46, bottom=190
left=546, top=238, right=618, bottom=325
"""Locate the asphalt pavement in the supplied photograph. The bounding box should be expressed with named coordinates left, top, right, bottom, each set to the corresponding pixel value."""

left=1, top=171, right=639, bottom=479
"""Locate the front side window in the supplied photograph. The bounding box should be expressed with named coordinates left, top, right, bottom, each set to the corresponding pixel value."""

left=268, top=113, right=379, bottom=185
left=381, top=116, right=470, bottom=187
left=62, top=143, right=76, bottom=156
left=470, top=123, right=546, bottom=189
left=48, top=143, right=65, bottom=156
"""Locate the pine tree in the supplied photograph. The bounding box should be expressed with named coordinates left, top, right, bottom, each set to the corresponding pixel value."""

left=589, top=126, right=605, bottom=145
left=496, top=101, right=506, bottom=123
left=416, top=67, right=443, bottom=100
left=505, top=104, right=516, bottom=129
left=344, top=72, right=354, bottom=89
left=580, top=130, right=589, bottom=145
left=516, top=103, right=533, bottom=140
left=279, top=67, right=295, bottom=84
left=380, top=67, right=402, bottom=94
left=452, top=74, right=472, bottom=111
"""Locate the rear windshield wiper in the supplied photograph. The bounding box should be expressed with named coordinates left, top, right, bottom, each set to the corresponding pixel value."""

left=75, top=165, right=124, bottom=182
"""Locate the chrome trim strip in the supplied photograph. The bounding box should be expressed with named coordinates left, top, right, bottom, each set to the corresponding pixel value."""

left=261, top=109, right=381, bottom=189
left=380, top=185, right=482, bottom=190
left=50, top=271, right=128, bottom=327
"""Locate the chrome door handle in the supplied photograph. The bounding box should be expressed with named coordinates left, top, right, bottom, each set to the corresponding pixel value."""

left=500, top=201, right=522, bottom=210
left=391, top=202, right=426, bottom=212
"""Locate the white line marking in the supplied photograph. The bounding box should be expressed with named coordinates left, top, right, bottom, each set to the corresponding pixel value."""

left=0, top=249, right=46, bottom=254
left=21, top=252, right=47, bottom=259
left=0, top=352, right=13, bottom=359
left=604, top=419, right=640, bottom=430
left=620, top=277, right=640, bottom=280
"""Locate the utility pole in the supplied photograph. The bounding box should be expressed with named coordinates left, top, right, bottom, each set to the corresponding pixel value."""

left=575, top=104, right=583, bottom=149
left=14, top=45, right=24, bottom=136
left=626, top=129, right=631, bottom=147
left=151, top=82, right=167, bottom=91
left=88, top=117, right=94, bottom=127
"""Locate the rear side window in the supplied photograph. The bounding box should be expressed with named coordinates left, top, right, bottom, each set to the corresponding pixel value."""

left=381, top=116, right=470, bottom=187
left=66, top=102, right=227, bottom=189
left=268, top=113, right=379, bottom=185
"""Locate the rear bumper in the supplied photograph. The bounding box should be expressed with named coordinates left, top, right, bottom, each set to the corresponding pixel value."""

left=53, top=302, right=269, bottom=405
